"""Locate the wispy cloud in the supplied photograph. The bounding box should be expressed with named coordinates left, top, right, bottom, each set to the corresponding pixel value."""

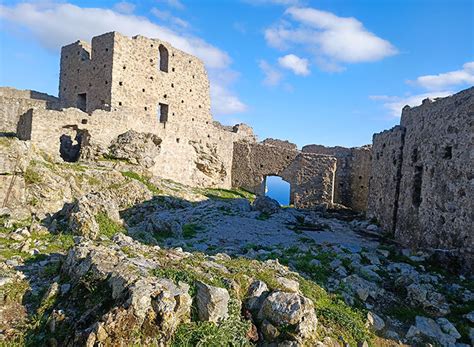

left=151, top=8, right=189, bottom=29
left=408, top=62, right=474, bottom=90
left=265, top=6, right=397, bottom=71
left=259, top=60, right=283, bottom=86
left=113, top=1, right=135, bottom=14
left=370, top=62, right=474, bottom=117
left=369, top=91, right=453, bottom=118
left=156, top=0, right=185, bottom=10
left=278, top=54, right=310, bottom=76
left=0, top=1, right=246, bottom=116
left=243, top=0, right=303, bottom=6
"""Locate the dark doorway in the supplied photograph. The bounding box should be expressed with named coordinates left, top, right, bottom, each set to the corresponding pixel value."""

left=59, top=129, right=90, bottom=162
left=265, top=176, right=290, bottom=206
left=77, top=93, right=87, bottom=112
left=158, top=103, right=169, bottom=123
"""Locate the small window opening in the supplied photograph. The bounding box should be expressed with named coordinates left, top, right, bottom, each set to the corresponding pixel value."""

left=176, top=138, right=180, bottom=143
left=443, top=146, right=452, bottom=159
left=81, top=119, right=88, bottom=124
left=118, top=102, right=122, bottom=106
left=412, top=165, right=423, bottom=208
left=159, top=103, right=169, bottom=123
left=142, top=88, right=145, bottom=92
left=119, top=81, right=123, bottom=86
left=158, top=44, right=169, bottom=72
left=76, top=93, right=87, bottom=112
left=144, top=107, right=148, bottom=111
left=123, top=66, right=126, bottom=70
left=171, top=83, right=174, bottom=88
left=105, top=81, right=108, bottom=85
left=164, top=94, right=167, bottom=99
left=172, top=67, right=175, bottom=72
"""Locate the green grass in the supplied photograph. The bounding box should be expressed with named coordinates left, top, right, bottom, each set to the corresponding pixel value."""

left=182, top=223, right=204, bottom=239
left=121, top=171, right=162, bottom=195
left=200, top=187, right=255, bottom=201
left=95, top=212, right=127, bottom=238
left=172, top=299, right=251, bottom=347
left=24, top=166, right=42, bottom=184
left=256, top=212, right=271, bottom=220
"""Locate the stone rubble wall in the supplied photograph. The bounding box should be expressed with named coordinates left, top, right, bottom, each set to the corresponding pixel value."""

left=0, top=87, right=58, bottom=135
left=367, top=126, right=405, bottom=232
left=396, top=88, right=473, bottom=268
left=231, top=141, right=336, bottom=208
left=19, top=106, right=241, bottom=188
left=302, top=144, right=372, bottom=212
left=368, top=87, right=473, bottom=271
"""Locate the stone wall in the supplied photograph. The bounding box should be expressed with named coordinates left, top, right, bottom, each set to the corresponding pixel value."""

left=17, top=106, right=238, bottom=188
left=59, top=32, right=211, bottom=126
left=302, top=144, right=372, bottom=212
left=367, top=126, right=405, bottom=232
left=231, top=141, right=336, bottom=208
left=368, top=87, right=473, bottom=271
left=0, top=87, right=58, bottom=135
left=396, top=89, right=473, bottom=268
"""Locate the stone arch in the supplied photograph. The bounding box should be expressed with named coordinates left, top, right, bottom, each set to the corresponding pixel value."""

left=264, top=175, right=291, bottom=206
left=158, top=44, right=169, bottom=72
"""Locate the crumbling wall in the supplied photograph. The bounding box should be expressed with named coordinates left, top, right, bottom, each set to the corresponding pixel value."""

left=0, top=87, right=58, bottom=135
left=367, top=126, right=405, bottom=232
left=19, top=106, right=238, bottom=189
left=59, top=32, right=211, bottom=125
left=302, top=144, right=372, bottom=212
left=231, top=141, right=336, bottom=208
left=396, top=89, right=473, bottom=268
left=367, top=87, right=473, bottom=271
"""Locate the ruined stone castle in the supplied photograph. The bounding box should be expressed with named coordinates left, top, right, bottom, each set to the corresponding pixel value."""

left=1, top=32, right=472, bottom=269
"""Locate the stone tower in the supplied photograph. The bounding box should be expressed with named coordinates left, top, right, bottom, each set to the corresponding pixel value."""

left=59, top=31, right=212, bottom=125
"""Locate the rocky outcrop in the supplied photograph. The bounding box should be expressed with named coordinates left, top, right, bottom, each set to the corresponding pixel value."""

left=189, top=140, right=227, bottom=180
left=62, top=234, right=192, bottom=346
left=108, top=130, right=162, bottom=168
left=196, top=281, right=230, bottom=322
left=252, top=195, right=280, bottom=214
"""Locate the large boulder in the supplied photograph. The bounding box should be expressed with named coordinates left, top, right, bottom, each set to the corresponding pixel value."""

left=66, top=192, right=121, bottom=239
left=108, top=130, right=162, bottom=168
left=252, top=196, right=280, bottom=215
left=406, top=316, right=458, bottom=346
left=258, top=291, right=318, bottom=343
left=195, top=281, right=230, bottom=322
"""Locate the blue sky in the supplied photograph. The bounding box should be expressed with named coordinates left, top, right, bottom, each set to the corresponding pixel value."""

left=1, top=0, right=473, bottom=148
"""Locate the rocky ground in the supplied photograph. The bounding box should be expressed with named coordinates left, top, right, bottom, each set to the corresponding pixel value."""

left=0, top=138, right=473, bottom=346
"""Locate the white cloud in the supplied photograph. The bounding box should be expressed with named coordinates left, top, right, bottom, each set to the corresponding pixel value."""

left=157, top=0, right=185, bottom=10
left=243, top=0, right=303, bottom=6
left=0, top=2, right=246, bottom=116
left=278, top=54, right=310, bottom=76
left=409, top=62, right=474, bottom=90
left=369, top=91, right=453, bottom=117
left=113, top=1, right=135, bottom=14
left=259, top=60, right=283, bottom=86
left=265, top=6, right=397, bottom=71
left=151, top=8, right=189, bottom=28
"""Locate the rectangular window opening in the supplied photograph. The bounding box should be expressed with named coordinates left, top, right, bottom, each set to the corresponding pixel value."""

left=158, top=103, right=169, bottom=123
left=76, top=93, right=87, bottom=112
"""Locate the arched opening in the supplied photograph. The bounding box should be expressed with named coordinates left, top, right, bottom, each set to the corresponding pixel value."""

left=158, top=44, right=169, bottom=72
left=265, top=176, right=290, bottom=206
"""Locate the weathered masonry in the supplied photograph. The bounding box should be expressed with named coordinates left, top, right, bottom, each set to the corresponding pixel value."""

left=368, top=88, right=474, bottom=271
left=231, top=139, right=338, bottom=208
left=59, top=32, right=211, bottom=125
